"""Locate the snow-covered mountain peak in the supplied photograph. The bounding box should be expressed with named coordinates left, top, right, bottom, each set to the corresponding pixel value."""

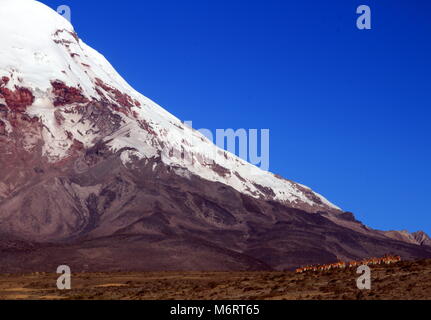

left=1, top=0, right=73, bottom=90
left=0, top=0, right=341, bottom=213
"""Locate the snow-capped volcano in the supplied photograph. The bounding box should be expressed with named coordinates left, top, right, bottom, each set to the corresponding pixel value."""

left=0, top=0, right=339, bottom=213
left=0, top=0, right=430, bottom=272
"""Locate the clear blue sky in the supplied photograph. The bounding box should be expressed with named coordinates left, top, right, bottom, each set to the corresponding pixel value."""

left=40, top=0, right=430, bottom=234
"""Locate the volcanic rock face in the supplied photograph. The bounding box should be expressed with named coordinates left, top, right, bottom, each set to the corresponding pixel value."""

left=381, top=230, right=431, bottom=247
left=0, top=0, right=430, bottom=272
left=412, top=231, right=431, bottom=246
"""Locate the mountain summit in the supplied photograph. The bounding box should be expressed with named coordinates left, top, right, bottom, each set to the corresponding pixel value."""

left=0, top=0, right=430, bottom=272
left=0, top=0, right=339, bottom=213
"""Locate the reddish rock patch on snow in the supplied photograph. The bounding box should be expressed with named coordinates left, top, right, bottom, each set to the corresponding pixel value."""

left=209, top=163, right=231, bottom=178
left=95, top=78, right=135, bottom=110
left=0, top=86, right=35, bottom=112
left=0, top=76, right=10, bottom=87
left=7, top=113, right=39, bottom=128
left=54, top=29, right=80, bottom=44
left=54, top=109, right=65, bottom=125
left=0, top=119, right=6, bottom=135
left=138, top=119, right=157, bottom=135
left=51, top=80, right=89, bottom=107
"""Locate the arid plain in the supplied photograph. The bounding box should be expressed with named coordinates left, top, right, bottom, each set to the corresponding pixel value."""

left=0, top=259, right=429, bottom=300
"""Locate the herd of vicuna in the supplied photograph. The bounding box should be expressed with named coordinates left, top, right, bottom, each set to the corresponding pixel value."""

left=295, top=255, right=402, bottom=274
